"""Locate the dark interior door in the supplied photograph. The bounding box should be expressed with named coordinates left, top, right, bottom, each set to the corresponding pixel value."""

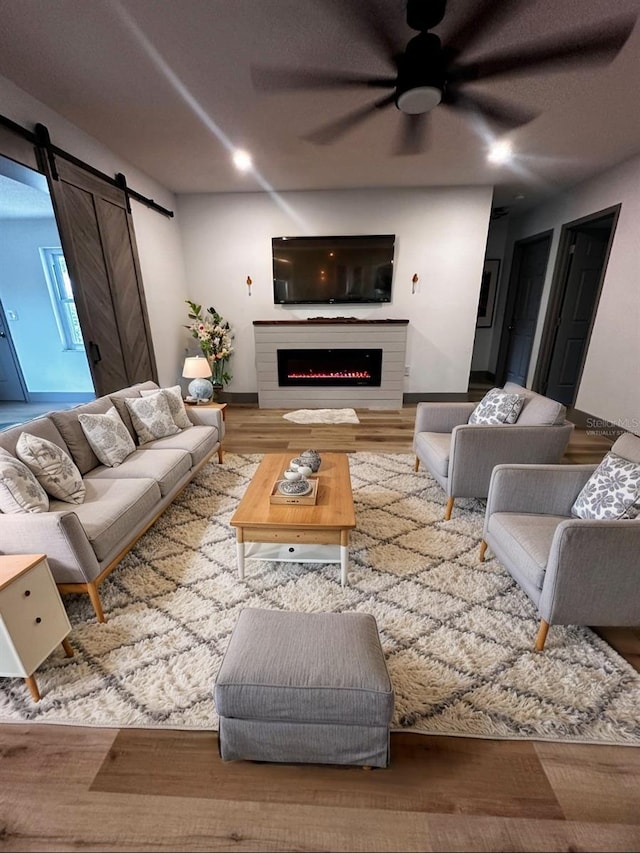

left=0, top=302, right=26, bottom=401
left=544, top=228, right=610, bottom=406
left=45, top=156, right=157, bottom=396
left=502, top=235, right=551, bottom=386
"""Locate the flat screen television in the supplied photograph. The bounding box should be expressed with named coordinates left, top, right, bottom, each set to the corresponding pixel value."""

left=272, top=234, right=395, bottom=305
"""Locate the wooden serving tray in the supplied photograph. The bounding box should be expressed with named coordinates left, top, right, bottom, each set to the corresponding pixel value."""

left=269, top=478, right=319, bottom=506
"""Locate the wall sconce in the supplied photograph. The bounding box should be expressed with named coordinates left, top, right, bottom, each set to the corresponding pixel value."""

left=246, top=275, right=252, bottom=296
left=412, top=273, right=419, bottom=294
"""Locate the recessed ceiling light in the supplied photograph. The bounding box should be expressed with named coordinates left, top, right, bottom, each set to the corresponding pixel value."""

left=487, top=140, right=513, bottom=165
left=232, top=149, right=252, bottom=172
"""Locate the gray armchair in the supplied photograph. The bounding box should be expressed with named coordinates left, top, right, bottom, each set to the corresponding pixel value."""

left=413, top=383, right=574, bottom=519
left=480, top=432, right=640, bottom=651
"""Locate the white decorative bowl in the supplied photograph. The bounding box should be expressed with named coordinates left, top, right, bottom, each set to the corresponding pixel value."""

left=283, top=468, right=301, bottom=480
left=296, top=465, right=313, bottom=478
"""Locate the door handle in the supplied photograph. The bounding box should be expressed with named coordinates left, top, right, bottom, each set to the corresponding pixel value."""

left=88, top=341, right=102, bottom=364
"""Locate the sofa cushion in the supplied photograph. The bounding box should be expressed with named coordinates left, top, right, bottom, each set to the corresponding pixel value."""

left=78, top=407, right=136, bottom=468
left=0, top=448, right=50, bottom=513
left=0, top=416, right=70, bottom=459
left=84, top=448, right=191, bottom=497
left=414, top=431, right=450, bottom=478
left=49, top=477, right=161, bottom=562
left=16, top=433, right=85, bottom=504
left=502, top=382, right=567, bottom=426
left=571, top=451, right=640, bottom=520
left=125, top=395, right=181, bottom=444
left=140, top=386, right=192, bottom=430
left=51, top=397, right=114, bottom=474
left=140, top=425, right=218, bottom=468
left=468, top=388, right=524, bottom=425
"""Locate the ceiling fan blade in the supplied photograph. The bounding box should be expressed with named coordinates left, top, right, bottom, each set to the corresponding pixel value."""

left=303, top=93, right=395, bottom=145
left=444, top=88, right=539, bottom=130
left=442, top=0, right=529, bottom=58
left=450, top=15, right=637, bottom=84
left=393, top=113, right=429, bottom=156
left=251, top=65, right=396, bottom=93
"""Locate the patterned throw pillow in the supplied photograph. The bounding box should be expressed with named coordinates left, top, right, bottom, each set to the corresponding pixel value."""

left=124, top=394, right=181, bottom=445
left=16, top=433, right=86, bottom=504
left=78, top=406, right=136, bottom=467
left=0, top=448, right=49, bottom=513
left=468, top=388, right=525, bottom=425
left=140, top=385, right=192, bottom=430
left=571, top=452, right=640, bottom=520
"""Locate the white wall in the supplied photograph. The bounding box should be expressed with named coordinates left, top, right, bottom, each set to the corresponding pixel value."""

left=0, top=74, right=188, bottom=386
left=505, top=153, right=640, bottom=433
left=177, top=186, right=493, bottom=395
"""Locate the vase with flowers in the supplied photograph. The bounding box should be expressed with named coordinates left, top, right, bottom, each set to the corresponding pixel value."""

left=185, top=300, right=234, bottom=400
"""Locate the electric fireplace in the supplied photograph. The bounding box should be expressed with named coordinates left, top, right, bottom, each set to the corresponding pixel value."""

left=277, top=348, right=383, bottom=387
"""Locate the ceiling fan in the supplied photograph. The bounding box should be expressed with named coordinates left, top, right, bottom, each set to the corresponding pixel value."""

left=251, top=0, right=637, bottom=155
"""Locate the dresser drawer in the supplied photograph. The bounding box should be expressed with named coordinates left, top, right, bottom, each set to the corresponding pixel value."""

left=0, top=557, right=71, bottom=677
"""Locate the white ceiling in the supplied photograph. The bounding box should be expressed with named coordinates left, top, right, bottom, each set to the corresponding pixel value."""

left=1, top=0, right=640, bottom=214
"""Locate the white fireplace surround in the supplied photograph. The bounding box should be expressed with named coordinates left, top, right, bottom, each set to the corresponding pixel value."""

left=254, top=320, right=408, bottom=409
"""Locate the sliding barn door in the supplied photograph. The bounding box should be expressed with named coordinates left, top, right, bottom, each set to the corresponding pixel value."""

left=45, top=156, right=157, bottom=396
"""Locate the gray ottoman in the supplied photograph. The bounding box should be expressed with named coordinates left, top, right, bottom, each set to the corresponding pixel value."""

left=214, top=608, right=394, bottom=767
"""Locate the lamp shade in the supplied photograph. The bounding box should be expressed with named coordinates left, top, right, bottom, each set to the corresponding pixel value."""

left=182, top=356, right=212, bottom=379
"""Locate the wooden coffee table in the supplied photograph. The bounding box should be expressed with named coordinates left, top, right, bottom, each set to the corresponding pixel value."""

left=230, top=453, right=356, bottom=586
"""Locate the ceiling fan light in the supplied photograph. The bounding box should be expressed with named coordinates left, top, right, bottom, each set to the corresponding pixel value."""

left=397, top=86, right=442, bottom=114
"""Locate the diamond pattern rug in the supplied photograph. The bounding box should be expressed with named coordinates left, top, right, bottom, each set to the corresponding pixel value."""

left=1, top=452, right=639, bottom=745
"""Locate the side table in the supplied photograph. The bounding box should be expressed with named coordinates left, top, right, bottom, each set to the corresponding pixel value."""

left=0, top=554, right=74, bottom=702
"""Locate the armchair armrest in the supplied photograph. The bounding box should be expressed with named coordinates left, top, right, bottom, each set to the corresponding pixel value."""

left=0, top=511, right=100, bottom=584
left=413, top=401, right=476, bottom=436
left=541, top=518, right=640, bottom=625
left=485, top=463, right=596, bottom=518
left=187, top=405, right=224, bottom=439
left=448, top=421, right=575, bottom=499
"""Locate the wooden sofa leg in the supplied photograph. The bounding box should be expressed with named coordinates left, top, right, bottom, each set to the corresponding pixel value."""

left=535, top=619, right=550, bottom=652
left=87, top=582, right=107, bottom=623
left=479, top=540, right=487, bottom=562
left=444, top=497, right=454, bottom=521
left=414, top=457, right=420, bottom=472
left=218, top=444, right=224, bottom=464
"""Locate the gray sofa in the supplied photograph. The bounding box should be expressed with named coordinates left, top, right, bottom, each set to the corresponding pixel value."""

left=413, top=382, right=575, bottom=519
left=0, top=381, right=224, bottom=622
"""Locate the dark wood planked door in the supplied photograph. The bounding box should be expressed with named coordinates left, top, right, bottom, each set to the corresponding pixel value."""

left=45, top=157, right=157, bottom=395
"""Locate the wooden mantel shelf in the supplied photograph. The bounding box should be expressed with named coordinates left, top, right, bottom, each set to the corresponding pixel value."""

left=253, top=319, right=409, bottom=325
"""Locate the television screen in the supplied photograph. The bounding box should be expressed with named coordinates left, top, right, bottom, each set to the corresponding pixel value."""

left=272, top=234, right=395, bottom=304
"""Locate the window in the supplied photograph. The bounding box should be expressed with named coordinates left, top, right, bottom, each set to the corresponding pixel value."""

left=40, top=248, right=84, bottom=351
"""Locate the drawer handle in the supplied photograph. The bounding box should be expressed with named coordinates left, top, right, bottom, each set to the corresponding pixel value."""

left=24, top=590, right=31, bottom=597
left=288, top=547, right=295, bottom=553
left=35, top=617, right=42, bottom=624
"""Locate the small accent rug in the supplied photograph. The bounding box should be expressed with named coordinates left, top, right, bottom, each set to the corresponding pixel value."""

left=1, top=453, right=639, bottom=746
left=283, top=408, right=360, bottom=424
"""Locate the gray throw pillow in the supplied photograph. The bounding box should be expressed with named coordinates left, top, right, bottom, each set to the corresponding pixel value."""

left=571, top=451, right=640, bottom=520
left=140, top=385, right=192, bottom=430
left=125, top=394, right=181, bottom=444
left=468, top=388, right=525, bottom=425
left=16, top=433, right=86, bottom=504
left=78, top=406, right=136, bottom=467
left=0, top=448, right=50, bottom=513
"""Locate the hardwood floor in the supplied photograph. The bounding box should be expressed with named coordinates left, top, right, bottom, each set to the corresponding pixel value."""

left=1, top=404, right=639, bottom=852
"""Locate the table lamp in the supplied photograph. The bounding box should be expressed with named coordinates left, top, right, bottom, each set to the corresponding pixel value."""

left=182, top=356, right=213, bottom=402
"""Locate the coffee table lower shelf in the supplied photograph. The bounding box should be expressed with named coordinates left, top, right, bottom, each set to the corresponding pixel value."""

left=236, top=539, right=349, bottom=586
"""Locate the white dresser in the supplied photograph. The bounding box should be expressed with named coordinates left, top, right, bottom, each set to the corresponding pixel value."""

left=0, top=554, right=73, bottom=702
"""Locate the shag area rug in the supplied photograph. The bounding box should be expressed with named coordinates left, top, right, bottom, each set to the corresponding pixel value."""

left=1, top=453, right=639, bottom=746
left=283, top=408, right=360, bottom=424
